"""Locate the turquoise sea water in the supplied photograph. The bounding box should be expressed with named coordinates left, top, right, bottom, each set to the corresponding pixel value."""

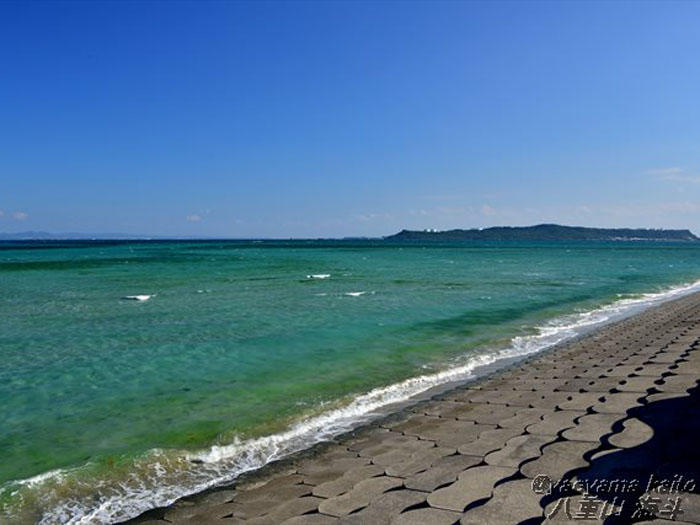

left=2, top=239, right=700, bottom=523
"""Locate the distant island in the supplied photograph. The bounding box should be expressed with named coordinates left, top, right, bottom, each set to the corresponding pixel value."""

left=385, top=224, right=699, bottom=242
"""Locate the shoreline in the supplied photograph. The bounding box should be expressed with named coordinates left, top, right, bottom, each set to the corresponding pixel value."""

left=127, top=289, right=700, bottom=524
left=11, top=278, right=699, bottom=524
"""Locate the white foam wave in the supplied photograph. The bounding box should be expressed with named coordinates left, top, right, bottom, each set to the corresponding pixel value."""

left=9, top=278, right=700, bottom=524
left=122, top=295, right=153, bottom=302
left=306, top=274, right=330, bottom=279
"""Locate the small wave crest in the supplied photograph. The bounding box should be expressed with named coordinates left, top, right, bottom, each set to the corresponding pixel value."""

left=122, top=295, right=153, bottom=302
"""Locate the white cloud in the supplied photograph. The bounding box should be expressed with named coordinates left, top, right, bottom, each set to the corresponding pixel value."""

left=657, top=201, right=700, bottom=213
left=353, top=212, right=393, bottom=222
left=481, top=204, right=497, bottom=216
left=434, top=205, right=476, bottom=215
left=601, top=201, right=700, bottom=218
left=645, top=166, right=700, bottom=183
left=647, top=166, right=684, bottom=175
left=186, top=214, right=203, bottom=222
left=12, top=211, right=28, bottom=221
left=661, top=174, right=700, bottom=184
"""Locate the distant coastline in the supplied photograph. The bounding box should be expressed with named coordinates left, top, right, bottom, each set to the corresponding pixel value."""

left=384, top=224, right=699, bottom=242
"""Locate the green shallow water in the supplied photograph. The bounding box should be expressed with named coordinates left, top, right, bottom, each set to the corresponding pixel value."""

left=2, top=239, right=700, bottom=523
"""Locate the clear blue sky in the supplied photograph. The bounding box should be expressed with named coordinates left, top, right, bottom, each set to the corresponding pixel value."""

left=1, top=1, right=700, bottom=237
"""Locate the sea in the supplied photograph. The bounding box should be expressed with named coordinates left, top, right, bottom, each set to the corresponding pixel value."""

left=2, top=239, right=700, bottom=524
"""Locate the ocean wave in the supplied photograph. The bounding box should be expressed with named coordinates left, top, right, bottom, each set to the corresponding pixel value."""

left=5, top=278, right=700, bottom=524
left=122, top=294, right=153, bottom=302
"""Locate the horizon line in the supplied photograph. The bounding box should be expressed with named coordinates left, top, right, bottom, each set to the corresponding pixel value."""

left=0, top=223, right=698, bottom=241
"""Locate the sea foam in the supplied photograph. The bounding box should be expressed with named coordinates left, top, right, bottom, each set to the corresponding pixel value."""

left=122, top=295, right=153, bottom=302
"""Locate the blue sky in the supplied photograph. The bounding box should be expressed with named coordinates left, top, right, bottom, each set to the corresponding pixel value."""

left=1, top=1, right=700, bottom=237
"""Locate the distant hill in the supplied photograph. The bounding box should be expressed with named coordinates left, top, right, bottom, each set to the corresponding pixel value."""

left=385, top=224, right=699, bottom=242
left=0, top=231, right=154, bottom=240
